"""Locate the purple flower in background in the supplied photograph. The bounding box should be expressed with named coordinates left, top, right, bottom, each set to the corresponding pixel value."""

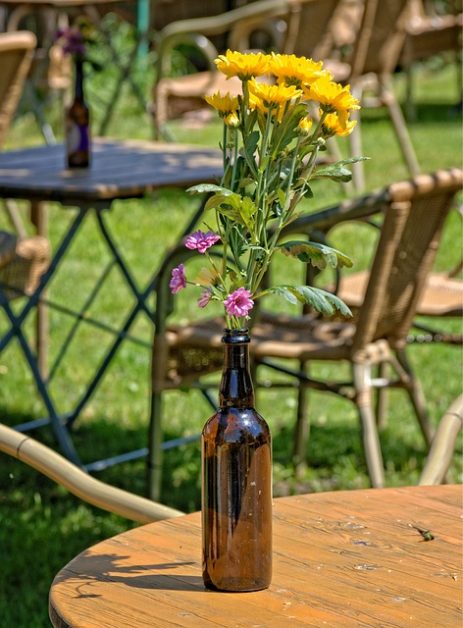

left=224, top=288, right=254, bottom=317
left=56, top=27, right=86, bottom=56
left=169, top=264, right=186, bottom=294
left=185, top=230, right=220, bottom=254
left=197, top=289, right=212, bottom=309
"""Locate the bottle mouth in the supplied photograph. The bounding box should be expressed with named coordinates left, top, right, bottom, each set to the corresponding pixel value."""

left=222, top=328, right=250, bottom=344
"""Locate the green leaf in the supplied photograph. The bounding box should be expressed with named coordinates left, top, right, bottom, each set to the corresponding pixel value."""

left=239, top=196, right=258, bottom=232
left=204, top=192, right=240, bottom=213
left=278, top=240, right=353, bottom=269
left=313, top=157, right=369, bottom=183
left=187, top=184, right=233, bottom=195
left=267, top=286, right=299, bottom=305
left=245, top=130, right=260, bottom=155
left=267, top=285, right=352, bottom=317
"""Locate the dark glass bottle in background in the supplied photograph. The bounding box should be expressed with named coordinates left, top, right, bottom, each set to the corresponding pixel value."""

left=201, top=329, right=272, bottom=592
left=65, top=56, right=90, bottom=168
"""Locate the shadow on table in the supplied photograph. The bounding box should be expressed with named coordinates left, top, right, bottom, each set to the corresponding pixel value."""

left=52, top=550, right=204, bottom=593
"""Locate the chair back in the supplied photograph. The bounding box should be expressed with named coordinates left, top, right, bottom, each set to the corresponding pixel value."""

left=349, top=0, right=413, bottom=78
left=351, top=168, right=463, bottom=354
left=282, top=0, right=344, bottom=58
left=0, top=31, right=36, bottom=147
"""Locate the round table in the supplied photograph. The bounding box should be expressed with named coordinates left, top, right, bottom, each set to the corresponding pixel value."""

left=49, top=485, right=462, bottom=627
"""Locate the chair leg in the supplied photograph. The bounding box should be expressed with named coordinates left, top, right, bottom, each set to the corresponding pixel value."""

left=353, top=362, right=385, bottom=487
left=293, top=362, right=310, bottom=477
left=381, top=76, right=420, bottom=178
left=30, top=200, right=49, bottom=378
left=395, top=348, right=434, bottom=447
left=375, top=362, right=389, bottom=430
left=147, top=388, right=164, bottom=501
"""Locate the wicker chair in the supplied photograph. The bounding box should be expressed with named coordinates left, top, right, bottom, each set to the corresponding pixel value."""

left=147, top=168, right=462, bottom=498
left=418, top=394, right=463, bottom=485
left=151, top=0, right=343, bottom=139
left=0, top=31, right=51, bottom=370
left=401, top=0, right=462, bottom=120
left=0, top=421, right=183, bottom=522
left=310, top=0, right=422, bottom=190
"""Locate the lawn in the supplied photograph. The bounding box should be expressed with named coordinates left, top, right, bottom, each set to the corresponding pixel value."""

left=0, top=34, right=462, bottom=626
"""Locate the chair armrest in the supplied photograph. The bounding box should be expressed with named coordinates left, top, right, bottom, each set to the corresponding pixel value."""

left=280, top=189, right=388, bottom=238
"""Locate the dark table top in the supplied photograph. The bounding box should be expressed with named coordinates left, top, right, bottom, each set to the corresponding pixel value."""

left=0, top=138, right=223, bottom=204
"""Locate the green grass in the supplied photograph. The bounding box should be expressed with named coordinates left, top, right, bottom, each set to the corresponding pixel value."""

left=1, top=43, right=462, bottom=626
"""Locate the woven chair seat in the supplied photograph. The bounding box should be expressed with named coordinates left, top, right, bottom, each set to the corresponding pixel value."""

left=165, top=313, right=355, bottom=383
left=0, top=232, right=50, bottom=300
left=337, top=269, right=463, bottom=318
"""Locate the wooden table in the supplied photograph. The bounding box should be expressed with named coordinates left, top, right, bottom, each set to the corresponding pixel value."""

left=49, top=485, right=463, bottom=627
left=0, top=138, right=222, bottom=469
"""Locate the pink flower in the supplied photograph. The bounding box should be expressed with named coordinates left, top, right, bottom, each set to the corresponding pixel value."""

left=56, top=27, right=86, bottom=56
left=197, top=289, right=212, bottom=308
left=224, top=288, right=254, bottom=317
left=184, top=230, right=220, bottom=254
left=169, top=264, right=186, bottom=294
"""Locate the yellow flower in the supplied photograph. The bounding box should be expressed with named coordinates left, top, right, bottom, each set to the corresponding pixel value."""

left=248, top=79, right=301, bottom=106
left=224, top=111, right=240, bottom=128
left=248, top=80, right=302, bottom=123
left=215, top=50, right=270, bottom=79
left=205, top=92, right=239, bottom=115
left=269, top=53, right=327, bottom=87
left=305, top=76, right=360, bottom=127
left=297, top=116, right=313, bottom=135
left=322, top=112, right=357, bottom=137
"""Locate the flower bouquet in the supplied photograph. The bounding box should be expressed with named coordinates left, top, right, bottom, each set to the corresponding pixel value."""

left=170, top=50, right=364, bottom=327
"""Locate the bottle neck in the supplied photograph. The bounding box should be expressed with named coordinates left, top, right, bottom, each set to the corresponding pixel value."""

left=219, top=330, right=254, bottom=408
left=74, top=57, right=85, bottom=102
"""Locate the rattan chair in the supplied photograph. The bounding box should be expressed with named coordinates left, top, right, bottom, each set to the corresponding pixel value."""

left=0, top=421, right=183, bottom=522
left=312, top=0, right=422, bottom=190
left=0, top=31, right=51, bottom=370
left=0, top=30, right=36, bottom=146
left=418, top=393, right=463, bottom=485
left=401, top=0, right=462, bottom=120
left=147, top=168, right=462, bottom=498
left=151, top=0, right=343, bottom=139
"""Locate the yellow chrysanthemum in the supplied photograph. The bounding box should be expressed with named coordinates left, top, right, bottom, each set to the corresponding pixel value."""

left=224, top=111, right=240, bottom=128
left=248, top=79, right=302, bottom=122
left=297, top=116, right=314, bottom=135
left=248, top=79, right=301, bottom=108
left=205, top=92, right=239, bottom=115
left=215, top=50, right=270, bottom=79
left=269, top=53, right=327, bottom=87
left=322, top=112, right=357, bottom=137
left=305, top=76, right=360, bottom=127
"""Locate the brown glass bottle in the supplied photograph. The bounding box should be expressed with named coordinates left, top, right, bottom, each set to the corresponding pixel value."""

left=201, top=329, right=272, bottom=592
left=65, top=56, right=90, bottom=168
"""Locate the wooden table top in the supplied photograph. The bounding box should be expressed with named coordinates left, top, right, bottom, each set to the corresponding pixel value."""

left=49, top=485, right=463, bottom=627
left=0, top=139, right=223, bottom=204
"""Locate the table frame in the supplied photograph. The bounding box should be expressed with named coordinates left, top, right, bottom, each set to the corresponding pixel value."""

left=0, top=139, right=221, bottom=472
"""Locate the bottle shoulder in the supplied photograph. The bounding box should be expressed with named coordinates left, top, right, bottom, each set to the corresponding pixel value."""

left=202, top=407, right=270, bottom=444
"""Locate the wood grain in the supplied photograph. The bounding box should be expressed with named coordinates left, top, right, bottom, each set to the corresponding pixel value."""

left=0, top=139, right=223, bottom=203
left=49, top=485, right=463, bottom=627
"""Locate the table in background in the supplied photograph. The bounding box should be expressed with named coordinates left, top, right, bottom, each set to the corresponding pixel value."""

left=0, top=138, right=222, bottom=469
left=49, top=484, right=463, bottom=627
